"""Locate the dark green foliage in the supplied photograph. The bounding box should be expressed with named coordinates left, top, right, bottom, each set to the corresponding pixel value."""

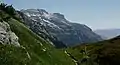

left=5, top=5, right=16, bottom=15
left=0, top=3, right=7, bottom=11
left=68, top=37, right=120, bottom=65
left=0, top=3, right=16, bottom=16
left=0, top=3, right=20, bottom=22
left=0, top=11, right=10, bottom=22
left=0, top=3, right=13, bottom=22
left=0, top=3, right=26, bottom=27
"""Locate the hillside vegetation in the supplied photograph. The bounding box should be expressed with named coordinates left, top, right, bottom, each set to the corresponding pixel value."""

left=0, top=3, right=75, bottom=65
left=67, top=36, right=120, bottom=65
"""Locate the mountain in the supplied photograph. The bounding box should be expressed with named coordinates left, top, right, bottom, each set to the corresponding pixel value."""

left=67, top=35, right=120, bottom=65
left=0, top=3, right=75, bottom=65
left=1, top=3, right=120, bottom=65
left=17, top=10, right=66, bottom=48
left=18, top=9, right=102, bottom=46
left=94, top=29, right=120, bottom=39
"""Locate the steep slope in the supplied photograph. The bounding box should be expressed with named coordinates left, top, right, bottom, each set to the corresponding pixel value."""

left=19, top=9, right=102, bottom=46
left=0, top=4, right=75, bottom=65
left=17, top=10, right=67, bottom=48
left=67, top=35, right=120, bottom=65
left=95, top=29, right=120, bottom=39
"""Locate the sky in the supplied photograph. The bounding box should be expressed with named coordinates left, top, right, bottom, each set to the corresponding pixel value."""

left=3, top=0, right=120, bottom=30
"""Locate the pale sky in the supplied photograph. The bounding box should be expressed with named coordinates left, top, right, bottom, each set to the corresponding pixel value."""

left=3, top=0, right=120, bottom=30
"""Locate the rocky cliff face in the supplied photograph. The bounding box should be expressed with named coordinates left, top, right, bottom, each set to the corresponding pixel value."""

left=19, top=9, right=102, bottom=46
left=0, top=21, right=20, bottom=46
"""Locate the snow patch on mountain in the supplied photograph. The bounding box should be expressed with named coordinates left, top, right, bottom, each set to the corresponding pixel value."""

left=42, top=12, right=53, bottom=19
left=42, top=19, right=62, bottom=29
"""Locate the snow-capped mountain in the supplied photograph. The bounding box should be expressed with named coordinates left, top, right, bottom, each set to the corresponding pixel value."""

left=18, top=9, right=102, bottom=46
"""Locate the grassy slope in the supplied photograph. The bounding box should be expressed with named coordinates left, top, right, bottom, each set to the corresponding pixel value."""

left=67, top=37, right=120, bottom=65
left=0, top=14, right=75, bottom=65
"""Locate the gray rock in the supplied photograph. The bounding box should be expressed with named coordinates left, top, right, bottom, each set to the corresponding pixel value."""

left=0, top=21, right=20, bottom=46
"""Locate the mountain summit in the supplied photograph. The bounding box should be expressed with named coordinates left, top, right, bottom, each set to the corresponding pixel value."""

left=19, top=9, right=102, bottom=46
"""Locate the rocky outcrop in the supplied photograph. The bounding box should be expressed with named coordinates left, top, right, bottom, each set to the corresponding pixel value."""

left=0, top=21, right=20, bottom=46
